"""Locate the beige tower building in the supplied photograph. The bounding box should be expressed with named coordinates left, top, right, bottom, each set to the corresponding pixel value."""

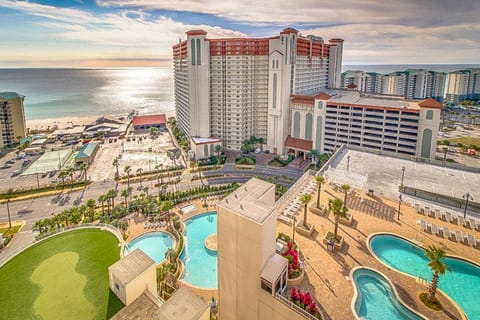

left=217, top=178, right=307, bottom=320
left=0, top=92, right=27, bottom=149
left=173, top=28, right=343, bottom=155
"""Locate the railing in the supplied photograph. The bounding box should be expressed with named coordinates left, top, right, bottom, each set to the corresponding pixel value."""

left=275, top=293, right=319, bottom=320
left=274, top=169, right=316, bottom=209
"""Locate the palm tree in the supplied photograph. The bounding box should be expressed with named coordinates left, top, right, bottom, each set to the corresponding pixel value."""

left=112, top=158, right=120, bottom=179
left=425, top=246, right=450, bottom=302
left=58, top=170, right=67, bottom=189
left=98, top=194, right=106, bottom=216
left=328, top=198, right=348, bottom=241
left=79, top=163, right=88, bottom=183
left=341, top=184, right=350, bottom=209
left=165, top=247, right=177, bottom=264
left=107, top=189, right=117, bottom=213
left=214, top=144, right=223, bottom=158
left=310, top=149, right=320, bottom=168
left=300, top=193, right=312, bottom=228
left=136, top=167, right=143, bottom=188
left=315, top=176, right=325, bottom=209
left=124, top=165, right=132, bottom=191
left=257, top=137, right=264, bottom=151
left=121, top=189, right=129, bottom=209
left=86, top=199, right=96, bottom=222
left=67, top=166, right=74, bottom=189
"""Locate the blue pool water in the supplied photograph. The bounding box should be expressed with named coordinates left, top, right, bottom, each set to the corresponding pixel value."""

left=352, top=268, right=425, bottom=320
left=126, top=232, right=173, bottom=264
left=181, top=212, right=217, bottom=289
left=370, top=234, right=480, bottom=320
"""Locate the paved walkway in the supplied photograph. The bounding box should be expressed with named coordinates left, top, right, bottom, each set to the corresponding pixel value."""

left=0, top=230, right=35, bottom=266
left=277, top=178, right=478, bottom=320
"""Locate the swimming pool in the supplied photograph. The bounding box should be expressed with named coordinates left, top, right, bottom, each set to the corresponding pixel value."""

left=126, top=232, right=173, bottom=264
left=181, top=212, right=217, bottom=289
left=369, top=233, right=480, bottom=319
left=351, top=267, right=426, bottom=320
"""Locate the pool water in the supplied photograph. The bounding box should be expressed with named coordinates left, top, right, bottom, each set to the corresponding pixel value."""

left=352, top=268, right=425, bottom=320
left=126, top=232, right=173, bottom=264
left=370, top=234, right=480, bottom=319
left=181, top=212, right=217, bottom=289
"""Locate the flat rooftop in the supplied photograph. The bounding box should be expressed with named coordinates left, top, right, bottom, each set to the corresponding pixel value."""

left=109, top=249, right=155, bottom=284
left=154, top=286, right=208, bottom=320
left=326, top=90, right=418, bottom=110
left=219, top=177, right=276, bottom=224
left=325, top=148, right=480, bottom=218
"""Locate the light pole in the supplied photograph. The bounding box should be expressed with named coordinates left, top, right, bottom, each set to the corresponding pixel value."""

left=6, top=198, right=12, bottom=228
left=397, top=194, right=402, bottom=221
left=347, top=155, right=351, bottom=172
left=292, top=215, right=296, bottom=244
left=463, top=192, right=473, bottom=219
left=401, top=166, right=406, bottom=187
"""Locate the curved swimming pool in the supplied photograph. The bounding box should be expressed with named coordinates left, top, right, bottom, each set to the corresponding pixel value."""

left=370, top=234, right=480, bottom=319
left=351, top=268, right=426, bottom=320
left=181, top=212, right=217, bottom=289
left=126, top=232, right=173, bottom=264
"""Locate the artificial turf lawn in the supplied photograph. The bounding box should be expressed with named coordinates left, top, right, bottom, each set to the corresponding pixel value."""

left=0, top=229, right=124, bottom=319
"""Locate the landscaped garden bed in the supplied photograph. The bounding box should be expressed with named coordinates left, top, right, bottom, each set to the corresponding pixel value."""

left=323, top=231, right=344, bottom=250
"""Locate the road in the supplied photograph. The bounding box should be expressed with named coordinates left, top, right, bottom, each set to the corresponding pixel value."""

left=0, top=164, right=304, bottom=231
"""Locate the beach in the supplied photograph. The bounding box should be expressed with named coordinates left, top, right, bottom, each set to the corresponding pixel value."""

left=26, top=116, right=100, bottom=130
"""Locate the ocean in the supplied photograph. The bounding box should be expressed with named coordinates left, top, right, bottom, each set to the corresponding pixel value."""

left=1, top=65, right=479, bottom=121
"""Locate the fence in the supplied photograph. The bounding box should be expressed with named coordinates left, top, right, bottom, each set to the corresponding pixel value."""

left=400, top=185, right=480, bottom=214
left=274, top=169, right=316, bottom=210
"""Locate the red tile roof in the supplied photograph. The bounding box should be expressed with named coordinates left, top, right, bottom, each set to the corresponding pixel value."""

left=418, top=98, right=442, bottom=109
left=132, top=114, right=166, bottom=126
left=291, top=92, right=330, bottom=105
left=314, top=92, right=331, bottom=100
left=284, top=135, right=313, bottom=151
left=186, top=30, right=207, bottom=36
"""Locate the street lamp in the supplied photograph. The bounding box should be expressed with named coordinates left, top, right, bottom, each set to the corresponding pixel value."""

left=463, top=192, right=473, bottom=219
left=401, top=166, right=406, bottom=187
left=292, top=215, right=297, bottom=244
left=397, top=194, right=402, bottom=221
left=347, top=155, right=351, bottom=172
left=6, top=198, right=12, bottom=229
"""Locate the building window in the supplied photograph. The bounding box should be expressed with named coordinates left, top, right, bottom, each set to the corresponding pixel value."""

left=114, top=282, right=119, bottom=291
left=318, top=101, right=323, bottom=109
left=421, top=128, right=432, bottom=158
left=305, top=113, right=313, bottom=140
left=191, top=39, right=196, bottom=65
left=272, top=73, right=277, bottom=109
left=196, top=39, right=201, bottom=65
left=316, top=115, right=322, bottom=151
left=426, top=110, right=433, bottom=120
left=204, top=144, right=209, bottom=157
left=293, top=111, right=301, bottom=138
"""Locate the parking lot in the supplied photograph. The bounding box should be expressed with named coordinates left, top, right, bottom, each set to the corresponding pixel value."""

left=86, top=131, right=183, bottom=182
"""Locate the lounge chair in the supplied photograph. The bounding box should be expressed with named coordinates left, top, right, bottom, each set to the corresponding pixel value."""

left=434, top=209, right=441, bottom=219
left=440, top=212, right=446, bottom=221
left=454, top=230, right=464, bottom=243
left=420, top=220, right=429, bottom=232
left=442, top=226, right=450, bottom=239
left=445, top=212, right=453, bottom=223
left=467, top=218, right=478, bottom=230
left=431, top=223, right=440, bottom=236
left=466, top=234, right=476, bottom=247
left=424, top=207, right=431, bottom=216
left=457, top=215, right=466, bottom=227
left=277, top=215, right=293, bottom=226
left=414, top=203, right=420, bottom=213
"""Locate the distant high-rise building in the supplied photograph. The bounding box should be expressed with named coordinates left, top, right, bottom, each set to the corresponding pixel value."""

left=173, top=28, right=343, bottom=155
left=445, top=70, right=471, bottom=104
left=342, top=69, right=446, bottom=103
left=0, top=92, right=27, bottom=149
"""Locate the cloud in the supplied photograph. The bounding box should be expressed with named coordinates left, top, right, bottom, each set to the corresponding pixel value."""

left=96, top=0, right=480, bottom=27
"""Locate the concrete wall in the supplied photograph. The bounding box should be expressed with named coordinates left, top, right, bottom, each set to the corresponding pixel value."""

left=110, top=263, right=157, bottom=306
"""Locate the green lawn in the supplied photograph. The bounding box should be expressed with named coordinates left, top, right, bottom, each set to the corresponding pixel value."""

left=448, top=136, right=480, bottom=146
left=0, top=229, right=124, bottom=319
left=0, top=222, right=22, bottom=237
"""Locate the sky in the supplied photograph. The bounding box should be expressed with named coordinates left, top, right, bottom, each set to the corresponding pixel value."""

left=0, top=0, right=479, bottom=67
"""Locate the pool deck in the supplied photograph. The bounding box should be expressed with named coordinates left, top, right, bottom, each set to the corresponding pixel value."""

left=277, top=176, right=479, bottom=320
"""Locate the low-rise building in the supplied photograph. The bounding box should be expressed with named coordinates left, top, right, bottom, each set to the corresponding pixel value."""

left=108, top=249, right=157, bottom=306
left=190, top=137, right=222, bottom=160
left=75, top=142, right=99, bottom=165
left=132, top=114, right=167, bottom=133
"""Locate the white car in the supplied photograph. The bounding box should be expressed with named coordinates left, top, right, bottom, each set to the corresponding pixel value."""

left=254, top=148, right=261, bottom=154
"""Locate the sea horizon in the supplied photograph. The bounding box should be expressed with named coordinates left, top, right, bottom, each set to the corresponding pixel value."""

left=1, top=64, right=479, bottom=122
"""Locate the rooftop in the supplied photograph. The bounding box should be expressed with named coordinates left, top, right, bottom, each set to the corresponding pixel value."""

left=284, top=135, right=313, bottom=151
left=133, top=114, right=167, bottom=127
left=108, top=249, right=155, bottom=284
left=191, top=137, right=222, bottom=145
left=154, top=286, right=208, bottom=320
left=326, top=90, right=418, bottom=110
left=219, top=178, right=276, bottom=224
left=261, top=253, right=288, bottom=284
left=75, top=142, right=98, bottom=159
left=111, top=291, right=162, bottom=320
left=0, top=92, right=24, bottom=100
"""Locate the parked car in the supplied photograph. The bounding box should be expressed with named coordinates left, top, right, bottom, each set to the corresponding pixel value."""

left=11, top=170, right=20, bottom=177
left=0, top=164, right=12, bottom=169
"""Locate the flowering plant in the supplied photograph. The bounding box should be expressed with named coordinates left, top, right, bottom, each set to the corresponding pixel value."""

left=282, top=241, right=301, bottom=278
left=290, top=288, right=321, bottom=318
